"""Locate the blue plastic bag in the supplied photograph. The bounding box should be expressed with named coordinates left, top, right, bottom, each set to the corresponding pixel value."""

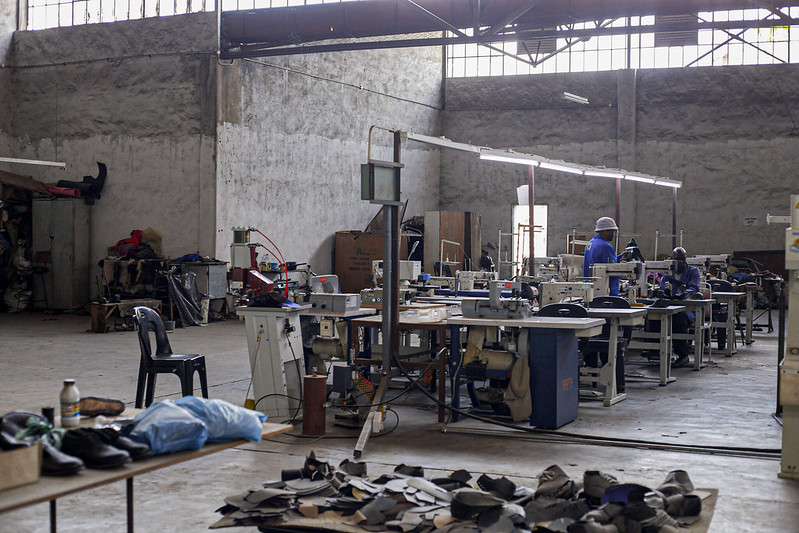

left=127, top=400, right=208, bottom=454
left=174, top=396, right=267, bottom=443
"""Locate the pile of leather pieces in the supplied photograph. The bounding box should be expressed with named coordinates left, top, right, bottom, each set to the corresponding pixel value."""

left=212, top=453, right=706, bottom=532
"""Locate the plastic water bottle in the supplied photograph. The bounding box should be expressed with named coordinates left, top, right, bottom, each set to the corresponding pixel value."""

left=59, top=379, right=80, bottom=428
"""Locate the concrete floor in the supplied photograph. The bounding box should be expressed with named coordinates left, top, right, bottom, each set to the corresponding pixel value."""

left=0, top=311, right=797, bottom=532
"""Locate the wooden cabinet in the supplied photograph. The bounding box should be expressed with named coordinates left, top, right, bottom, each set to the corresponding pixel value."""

left=423, top=211, right=481, bottom=275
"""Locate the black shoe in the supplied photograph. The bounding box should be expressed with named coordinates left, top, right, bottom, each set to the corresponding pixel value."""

left=92, top=427, right=152, bottom=460
left=0, top=412, right=85, bottom=475
left=61, top=428, right=131, bottom=469
left=0, top=430, right=31, bottom=450
left=41, top=441, right=86, bottom=476
left=671, top=356, right=690, bottom=368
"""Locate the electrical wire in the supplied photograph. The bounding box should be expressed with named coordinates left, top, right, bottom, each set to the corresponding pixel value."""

left=384, top=331, right=781, bottom=459
left=285, top=327, right=304, bottom=424
left=250, top=228, right=290, bottom=298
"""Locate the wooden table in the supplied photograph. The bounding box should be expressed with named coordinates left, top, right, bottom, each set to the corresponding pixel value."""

left=90, top=299, right=162, bottom=333
left=0, top=422, right=292, bottom=532
left=584, top=308, right=647, bottom=406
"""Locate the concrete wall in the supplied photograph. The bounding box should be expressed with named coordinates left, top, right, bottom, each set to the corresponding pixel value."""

left=10, top=13, right=218, bottom=279
left=442, top=65, right=799, bottom=261
left=216, top=47, right=443, bottom=272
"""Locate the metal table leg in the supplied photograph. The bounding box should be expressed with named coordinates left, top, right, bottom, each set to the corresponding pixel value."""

left=127, top=478, right=134, bottom=533
left=50, top=500, right=56, bottom=533
left=603, top=317, right=627, bottom=406
left=659, top=314, right=675, bottom=385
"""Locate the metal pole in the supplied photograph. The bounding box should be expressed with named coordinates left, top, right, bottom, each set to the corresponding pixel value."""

left=615, top=177, right=621, bottom=228
left=355, top=131, right=402, bottom=458
left=672, top=188, right=678, bottom=250
left=528, top=165, right=535, bottom=274
left=778, top=279, right=786, bottom=415
left=127, top=478, right=134, bottom=533
left=50, top=500, right=56, bottom=533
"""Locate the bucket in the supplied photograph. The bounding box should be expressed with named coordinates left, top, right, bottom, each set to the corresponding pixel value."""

left=200, top=297, right=210, bottom=324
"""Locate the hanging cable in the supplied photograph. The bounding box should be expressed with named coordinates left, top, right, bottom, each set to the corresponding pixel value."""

left=250, top=227, right=289, bottom=297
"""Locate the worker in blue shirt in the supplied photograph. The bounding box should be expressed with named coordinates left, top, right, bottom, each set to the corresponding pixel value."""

left=652, top=247, right=702, bottom=368
left=583, top=217, right=630, bottom=296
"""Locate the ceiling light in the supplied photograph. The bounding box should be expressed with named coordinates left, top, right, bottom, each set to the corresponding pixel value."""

left=479, top=150, right=538, bottom=166
left=538, top=161, right=584, bottom=175
left=624, top=174, right=656, bottom=184
left=584, top=168, right=621, bottom=179
left=563, top=91, right=589, bottom=105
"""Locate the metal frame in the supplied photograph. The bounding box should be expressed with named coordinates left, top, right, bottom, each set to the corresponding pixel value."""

left=220, top=12, right=799, bottom=60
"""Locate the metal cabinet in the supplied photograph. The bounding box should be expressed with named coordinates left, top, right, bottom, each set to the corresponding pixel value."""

left=178, top=263, right=228, bottom=299
left=32, top=198, right=90, bottom=310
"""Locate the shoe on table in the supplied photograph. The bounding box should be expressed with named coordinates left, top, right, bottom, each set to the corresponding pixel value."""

left=0, top=411, right=85, bottom=476
left=61, top=428, right=131, bottom=469
left=93, top=427, right=152, bottom=460
left=78, top=397, right=126, bottom=417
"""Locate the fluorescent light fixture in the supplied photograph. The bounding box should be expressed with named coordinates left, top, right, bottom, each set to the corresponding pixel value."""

left=624, top=174, right=656, bottom=184
left=584, top=168, right=622, bottom=179
left=563, top=91, right=589, bottom=105
left=0, top=156, right=66, bottom=168
left=479, top=150, right=538, bottom=166
left=408, top=133, right=683, bottom=188
left=538, top=161, right=584, bottom=175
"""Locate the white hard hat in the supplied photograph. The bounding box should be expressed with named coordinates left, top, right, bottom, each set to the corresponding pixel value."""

left=595, top=217, right=619, bottom=232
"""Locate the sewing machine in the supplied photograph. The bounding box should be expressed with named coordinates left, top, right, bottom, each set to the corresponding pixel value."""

left=538, top=281, right=595, bottom=305
left=456, top=270, right=499, bottom=291
left=461, top=280, right=533, bottom=319
left=371, top=260, right=421, bottom=286
left=643, top=260, right=676, bottom=296
left=591, top=262, right=645, bottom=302
left=533, top=257, right=563, bottom=281
left=688, top=254, right=730, bottom=279
left=427, top=276, right=456, bottom=291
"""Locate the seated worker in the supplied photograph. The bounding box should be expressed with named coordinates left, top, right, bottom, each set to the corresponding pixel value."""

left=648, top=246, right=701, bottom=368
left=479, top=249, right=495, bottom=272
left=583, top=217, right=631, bottom=297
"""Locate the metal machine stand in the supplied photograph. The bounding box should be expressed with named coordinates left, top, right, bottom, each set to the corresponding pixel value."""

left=780, top=194, right=799, bottom=479
left=354, top=128, right=402, bottom=458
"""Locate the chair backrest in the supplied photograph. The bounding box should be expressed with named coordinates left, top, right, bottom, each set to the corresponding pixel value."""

left=133, top=306, right=173, bottom=358
left=589, top=296, right=631, bottom=309
left=537, top=303, right=589, bottom=318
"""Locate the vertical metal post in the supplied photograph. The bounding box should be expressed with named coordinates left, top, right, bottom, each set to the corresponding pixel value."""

left=672, top=188, right=678, bottom=250
left=615, top=177, right=621, bottom=228
left=528, top=165, right=535, bottom=274
left=50, top=500, right=56, bottom=533
left=778, top=279, right=786, bottom=415
left=127, top=478, right=134, bottom=533
left=355, top=130, right=401, bottom=458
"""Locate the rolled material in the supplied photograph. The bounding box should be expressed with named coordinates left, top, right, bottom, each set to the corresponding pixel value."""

left=302, top=375, right=327, bottom=436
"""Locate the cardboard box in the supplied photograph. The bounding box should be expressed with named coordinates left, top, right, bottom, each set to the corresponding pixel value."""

left=0, top=443, right=42, bottom=492
left=334, top=231, right=407, bottom=294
